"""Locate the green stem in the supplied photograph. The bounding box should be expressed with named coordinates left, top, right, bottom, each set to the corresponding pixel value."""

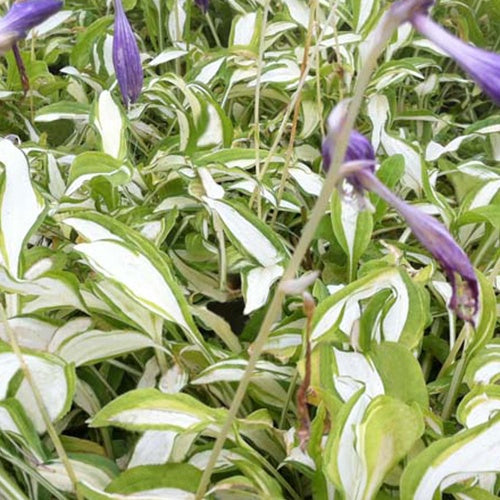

left=252, top=0, right=271, bottom=219
left=249, top=3, right=339, bottom=211
left=437, top=324, right=469, bottom=379
left=205, top=13, right=221, bottom=47
left=271, top=0, right=316, bottom=224
left=0, top=305, right=83, bottom=499
left=194, top=8, right=402, bottom=499
left=279, top=370, right=299, bottom=429
left=441, top=356, right=466, bottom=420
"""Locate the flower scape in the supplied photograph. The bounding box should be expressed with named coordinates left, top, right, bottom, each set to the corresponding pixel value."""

left=0, top=0, right=498, bottom=499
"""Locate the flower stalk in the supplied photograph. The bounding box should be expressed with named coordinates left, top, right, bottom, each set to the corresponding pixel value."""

left=195, top=6, right=407, bottom=498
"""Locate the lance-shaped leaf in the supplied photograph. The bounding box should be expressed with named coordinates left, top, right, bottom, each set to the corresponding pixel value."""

left=91, top=279, right=163, bottom=339
left=191, top=359, right=293, bottom=385
left=0, top=398, right=45, bottom=461
left=65, top=152, right=132, bottom=196
left=55, top=329, right=155, bottom=366
left=34, top=101, right=90, bottom=123
left=92, top=90, right=127, bottom=161
left=203, top=198, right=287, bottom=268
left=0, top=467, right=29, bottom=500
left=324, top=391, right=424, bottom=500
left=0, top=266, right=86, bottom=314
left=105, top=463, right=201, bottom=497
left=74, top=240, right=193, bottom=335
left=400, top=414, right=500, bottom=499
left=465, top=270, right=496, bottom=356
left=457, top=385, right=500, bottom=429
left=241, top=264, right=284, bottom=314
left=464, top=339, right=500, bottom=387
left=63, top=213, right=207, bottom=354
left=0, top=316, right=58, bottom=350
left=90, top=388, right=226, bottom=432
left=38, top=454, right=118, bottom=493
left=0, top=139, right=45, bottom=278
left=128, top=431, right=181, bottom=467
left=0, top=342, right=75, bottom=433
left=331, top=190, right=373, bottom=282
left=311, top=267, right=426, bottom=350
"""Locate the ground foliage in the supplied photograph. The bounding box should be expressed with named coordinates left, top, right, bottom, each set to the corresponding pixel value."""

left=0, top=0, right=499, bottom=499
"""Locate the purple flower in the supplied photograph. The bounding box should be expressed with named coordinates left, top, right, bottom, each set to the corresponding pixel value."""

left=112, top=0, right=143, bottom=106
left=322, top=102, right=376, bottom=193
left=389, top=0, right=500, bottom=104
left=389, top=0, right=434, bottom=24
left=411, top=13, right=500, bottom=104
left=322, top=129, right=375, bottom=172
left=322, top=103, right=479, bottom=322
left=195, top=0, right=209, bottom=13
left=355, top=168, right=478, bottom=323
left=0, top=0, right=63, bottom=54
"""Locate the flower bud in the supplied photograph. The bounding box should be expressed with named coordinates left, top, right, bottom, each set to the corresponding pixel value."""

left=112, top=0, right=143, bottom=106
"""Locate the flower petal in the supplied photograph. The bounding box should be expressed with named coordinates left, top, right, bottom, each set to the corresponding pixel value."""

left=411, top=13, right=500, bottom=104
left=112, top=0, right=143, bottom=106
left=0, top=0, right=62, bottom=52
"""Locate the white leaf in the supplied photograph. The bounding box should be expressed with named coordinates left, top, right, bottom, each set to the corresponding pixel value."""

left=242, top=265, right=283, bottom=314
left=93, top=91, right=126, bottom=160
left=203, top=198, right=285, bottom=267
left=129, top=431, right=177, bottom=467
left=0, top=316, right=57, bottom=350
left=0, top=140, right=45, bottom=278
left=56, top=329, right=155, bottom=366
left=231, top=13, right=257, bottom=47
left=401, top=416, right=500, bottom=498
left=74, top=240, right=190, bottom=330
left=0, top=348, right=72, bottom=433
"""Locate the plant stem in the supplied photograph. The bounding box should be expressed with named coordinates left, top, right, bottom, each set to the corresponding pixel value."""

left=271, top=0, right=316, bottom=224
left=437, top=323, right=469, bottom=379
left=441, top=355, right=466, bottom=420
left=252, top=0, right=271, bottom=219
left=0, top=305, right=82, bottom=499
left=195, top=7, right=402, bottom=498
left=205, top=13, right=221, bottom=47
left=248, top=3, right=339, bottom=211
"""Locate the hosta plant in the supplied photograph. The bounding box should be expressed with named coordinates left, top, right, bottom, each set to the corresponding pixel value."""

left=0, top=0, right=498, bottom=499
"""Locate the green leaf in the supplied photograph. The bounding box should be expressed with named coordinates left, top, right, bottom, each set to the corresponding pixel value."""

left=70, top=16, right=114, bottom=68
left=0, top=342, right=75, bottom=433
left=400, top=414, right=500, bottom=499
left=370, top=342, right=429, bottom=409
left=324, top=392, right=424, bottom=499
left=105, top=463, right=201, bottom=495
left=66, top=152, right=132, bottom=196
left=311, top=267, right=426, bottom=350
left=91, top=91, right=128, bottom=161
left=0, top=140, right=45, bottom=278
left=331, top=190, right=373, bottom=281
left=90, top=388, right=227, bottom=432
